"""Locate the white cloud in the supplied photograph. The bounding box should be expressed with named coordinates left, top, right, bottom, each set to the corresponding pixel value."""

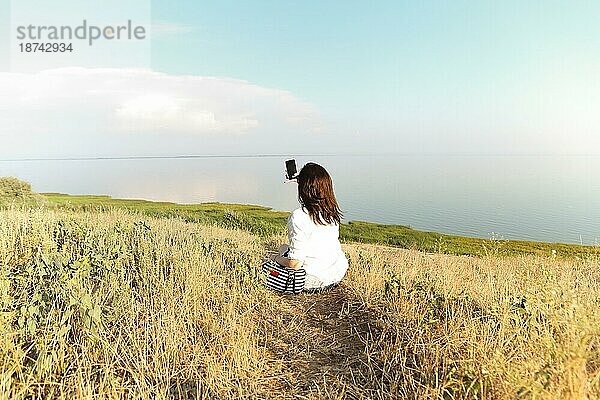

left=113, top=93, right=260, bottom=134
left=0, top=67, right=321, bottom=139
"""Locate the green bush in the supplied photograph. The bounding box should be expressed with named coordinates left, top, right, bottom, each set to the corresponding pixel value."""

left=0, top=177, right=44, bottom=207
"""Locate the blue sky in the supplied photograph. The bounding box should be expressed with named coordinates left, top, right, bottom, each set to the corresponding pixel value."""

left=1, top=0, right=600, bottom=157
left=150, top=1, right=600, bottom=125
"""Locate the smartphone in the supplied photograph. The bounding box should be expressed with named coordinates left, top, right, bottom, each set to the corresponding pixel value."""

left=285, top=159, right=297, bottom=180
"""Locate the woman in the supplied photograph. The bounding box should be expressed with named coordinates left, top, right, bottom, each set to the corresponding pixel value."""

left=270, top=162, right=348, bottom=293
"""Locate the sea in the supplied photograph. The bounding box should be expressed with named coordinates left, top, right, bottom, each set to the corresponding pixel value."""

left=1, top=154, right=598, bottom=245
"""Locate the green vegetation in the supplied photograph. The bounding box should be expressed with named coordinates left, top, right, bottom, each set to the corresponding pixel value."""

left=42, top=193, right=289, bottom=237
left=43, top=192, right=597, bottom=258
left=1, top=208, right=599, bottom=398
left=0, top=177, right=45, bottom=207
left=1, top=180, right=599, bottom=398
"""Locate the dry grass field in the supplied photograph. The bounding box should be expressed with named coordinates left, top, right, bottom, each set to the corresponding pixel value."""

left=1, top=207, right=599, bottom=399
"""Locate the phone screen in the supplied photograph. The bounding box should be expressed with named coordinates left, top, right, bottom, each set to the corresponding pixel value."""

left=285, top=159, right=297, bottom=180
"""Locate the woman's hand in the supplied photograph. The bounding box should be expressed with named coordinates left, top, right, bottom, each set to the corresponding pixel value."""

left=272, top=254, right=303, bottom=270
left=286, top=258, right=304, bottom=270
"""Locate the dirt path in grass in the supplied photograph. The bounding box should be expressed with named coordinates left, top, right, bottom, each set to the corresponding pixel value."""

left=260, top=285, right=393, bottom=399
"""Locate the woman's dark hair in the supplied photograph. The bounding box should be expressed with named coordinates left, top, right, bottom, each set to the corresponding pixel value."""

left=296, top=163, right=342, bottom=225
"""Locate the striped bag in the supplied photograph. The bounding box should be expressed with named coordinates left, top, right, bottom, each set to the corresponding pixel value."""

left=262, top=260, right=306, bottom=295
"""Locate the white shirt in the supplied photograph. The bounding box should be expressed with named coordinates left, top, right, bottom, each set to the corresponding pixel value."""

left=287, top=207, right=349, bottom=287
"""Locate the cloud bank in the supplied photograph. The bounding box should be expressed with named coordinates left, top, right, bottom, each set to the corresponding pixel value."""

left=0, top=67, right=321, bottom=142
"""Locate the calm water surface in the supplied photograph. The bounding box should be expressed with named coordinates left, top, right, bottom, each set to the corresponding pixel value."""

left=1, top=155, right=598, bottom=245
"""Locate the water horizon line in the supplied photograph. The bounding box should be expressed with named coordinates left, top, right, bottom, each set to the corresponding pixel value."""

left=1, top=152, right=599, bottom=162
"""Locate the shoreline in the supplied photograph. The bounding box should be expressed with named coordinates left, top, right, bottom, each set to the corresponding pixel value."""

left=40, top=192, right=598, bottom=258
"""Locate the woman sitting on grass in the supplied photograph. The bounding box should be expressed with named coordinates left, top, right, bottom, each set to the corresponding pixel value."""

left=269, top=162, right=349, bottom=293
